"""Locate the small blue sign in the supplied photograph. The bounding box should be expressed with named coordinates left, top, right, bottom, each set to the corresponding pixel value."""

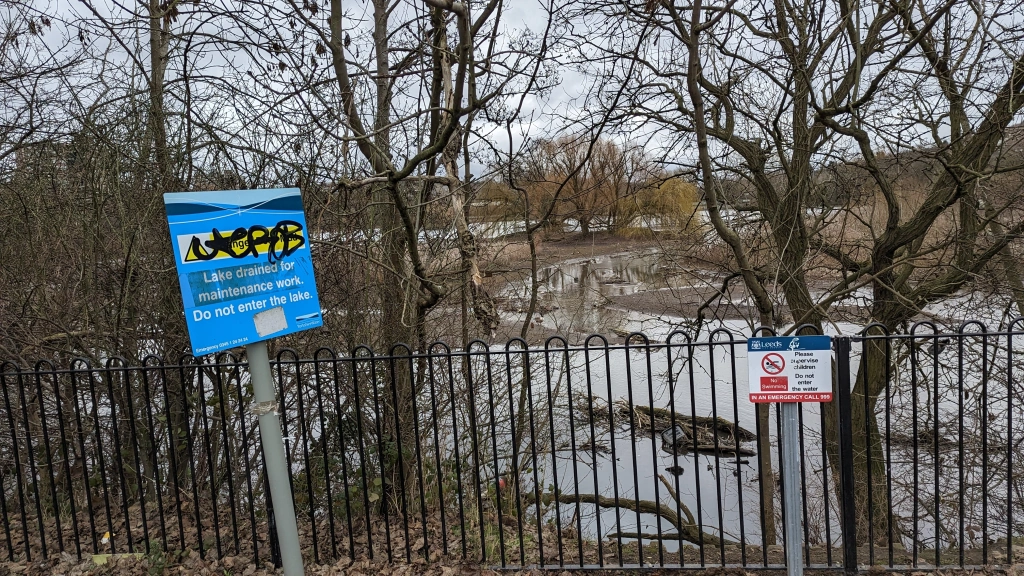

left=164, top=188, right=323, bottom=356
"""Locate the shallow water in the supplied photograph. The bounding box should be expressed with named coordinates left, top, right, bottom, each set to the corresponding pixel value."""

left=488, top=247, right=1021, bottom=555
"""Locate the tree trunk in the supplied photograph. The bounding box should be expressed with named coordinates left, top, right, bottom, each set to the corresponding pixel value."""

left=147, top=0, right=171, bottom=193
left=755, top=306, right=778, bottom=544
left=823, top=337, right=895, bottom=545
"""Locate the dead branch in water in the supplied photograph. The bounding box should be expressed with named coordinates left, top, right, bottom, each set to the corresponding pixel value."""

left=576, top=396, right=757, bottom=456
left=526, top=474, right=734, bottom=546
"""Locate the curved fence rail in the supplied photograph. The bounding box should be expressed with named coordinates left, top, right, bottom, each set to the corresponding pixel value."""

left=0, top=322, right=1022, bottom=570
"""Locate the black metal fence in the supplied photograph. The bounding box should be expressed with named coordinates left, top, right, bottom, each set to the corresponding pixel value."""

left=1, top=320, right=1022, bottom=570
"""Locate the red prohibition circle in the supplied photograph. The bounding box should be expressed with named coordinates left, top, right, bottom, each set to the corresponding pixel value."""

left=761, top=353, right=785, bottom=374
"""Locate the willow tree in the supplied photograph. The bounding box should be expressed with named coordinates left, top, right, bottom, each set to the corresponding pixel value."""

left=571, top=0, right=1024, bottom=544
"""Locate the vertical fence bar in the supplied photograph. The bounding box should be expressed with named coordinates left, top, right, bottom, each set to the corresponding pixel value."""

left=565, top=339, right=588, bottom=565
left=910, top=331, right=920, bottom=566
left=19, top=368, right=47, bottom=558
left=328, top=352, right=356, bottom=560
left=261, top=446, right=282, bottom=568
left=818, top=399, right=833, bottom=567
left=981, top=330, right=990, bottom=564
left=0, top=366, right=17, bottom=561
left=623, top=339, right=643, bottom=566
left=835, top=336, right=857, bottom=575
left=312, top=353, right=338, bottom=560
left=1, top=366, right=30, bottom=561
left=883, top=335, right=894, bottom=568
left=957, top=330, right=966, bottom=567
left=349, top=350, right=374, bottom=560
left=141, top=359, right=168, bottom=554
left=665, top=332, right=688, bottom=567
left=366, top=351, right=394, bottom=561
left=196, top=361, right=222, bottom=557
left=726, top=337, right=746, bottom=567
left=639, top=336, right=665, bottom=566
left=178, top=361, right=205, bottom=558
left=34, top=364, right=64, bottom=555
left=546, top=340, right=568, bottom=567
left=276, top=353, right=297, bottom=558
left=707, top=331, right=726, bottom=566
left=689, top=342, right=706, bottom=567
left=862, top=336, right=874, bottom=568
left=406, top=350, right=429, bottom=562
left=120, top=364, right=150, bottom=555
left=932, top=332, right=940, bottom=567
left=586, top=336, right=615, bottom=567
left=797, top=405, right=809, bottom=567
left=159, top=362, right=186, bottom=552
left=1008, top=319, right=1020, bottom=565
left=214, top=357, right=240, bottom=556
left=108, top=362, right=135, bottom=554
left=70, top=363, right=99, bottom=555
left=426, top=349, right=448, bottom=558
left=524, top=345, right=544, bottom=567
left=230, top=358, right=259, bottom=565
left=502, top=341, right=525, bottom=566
left=753, top=380, right=769, bottom=568
left=462, top=346, right=486, bottom=563
left=481, top=346, right=506, bottom=566
left=292, top=354, right=319, bottom=563
left=385, top=348, right=411, bottom=564
left=0, top=466, right=12, bottom=562
left=438, top=346, right=465, bottom=559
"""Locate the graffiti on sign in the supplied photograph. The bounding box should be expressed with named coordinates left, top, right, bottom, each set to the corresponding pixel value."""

left=182, top=221, right=306, bottom=263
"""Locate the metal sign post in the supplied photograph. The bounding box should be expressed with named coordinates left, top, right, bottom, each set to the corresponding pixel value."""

left=164, top=188, right=324, bottom=575
left=780, top=401, right=803, bottom=576
left=748, top=335, right=833, bottom=576
left=247, top=341, right=304, bottom=575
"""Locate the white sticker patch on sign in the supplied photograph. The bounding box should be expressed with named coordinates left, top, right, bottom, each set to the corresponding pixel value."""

left=254, top=306, right=288, bottom=337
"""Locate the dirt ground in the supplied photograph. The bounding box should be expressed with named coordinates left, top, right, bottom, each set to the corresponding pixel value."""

left=2, top=553, right=1022, bottom=576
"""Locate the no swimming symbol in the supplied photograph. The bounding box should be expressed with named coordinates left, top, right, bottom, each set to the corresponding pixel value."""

left=761, top=353, right=785, bottom=374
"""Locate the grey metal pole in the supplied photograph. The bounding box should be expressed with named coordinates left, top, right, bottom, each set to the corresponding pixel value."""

left=247, top=341, right=304, bottom=575
left=781, top=401, right=803, bottom=576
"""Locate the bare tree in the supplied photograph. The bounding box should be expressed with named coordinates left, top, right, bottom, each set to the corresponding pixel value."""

left=569, top=0, right=1024, bottom=544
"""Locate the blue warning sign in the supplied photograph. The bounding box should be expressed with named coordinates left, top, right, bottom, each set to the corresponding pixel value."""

left=164, top=188, right=323, bottom=356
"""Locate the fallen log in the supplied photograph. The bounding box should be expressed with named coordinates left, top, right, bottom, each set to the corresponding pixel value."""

left=626, top=403, right=757, bottom=441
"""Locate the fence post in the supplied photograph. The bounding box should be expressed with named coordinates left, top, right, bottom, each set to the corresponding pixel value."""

left=835, top=336, right=858, bottom=574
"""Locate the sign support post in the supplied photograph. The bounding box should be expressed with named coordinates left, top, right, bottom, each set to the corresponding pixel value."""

left=247, top=340, right=304, bottom=576
left=747, top=334, right=832, bottom=576
left=781, top=401, right=802, bottom=576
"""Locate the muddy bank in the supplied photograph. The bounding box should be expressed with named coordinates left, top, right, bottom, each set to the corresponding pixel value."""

left=485, top=232, right=871, bottom=339
left=482, top=232, right=674, bottom=288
